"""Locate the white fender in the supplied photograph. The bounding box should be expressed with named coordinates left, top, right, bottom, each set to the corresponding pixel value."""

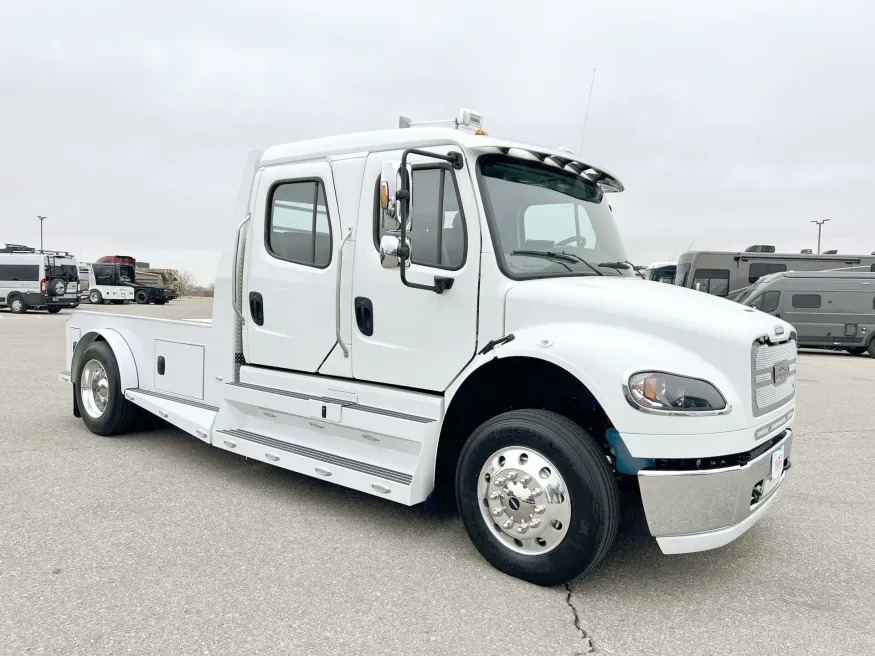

left=72, top=328, right=140, bottom=392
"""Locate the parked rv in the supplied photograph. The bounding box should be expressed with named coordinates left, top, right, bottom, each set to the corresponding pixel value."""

left=0, top=245, right=80, bottom=313
left=59, top=110, right=795, bottom=586
left=740, top=271, right=875, bottom=356
left=674, top=246, right=875, bottom=298
left=643, top=261, right=676, bottom=284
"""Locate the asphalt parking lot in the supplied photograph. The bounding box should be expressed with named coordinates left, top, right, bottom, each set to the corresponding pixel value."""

left=1, top=299, right=874, bottom=655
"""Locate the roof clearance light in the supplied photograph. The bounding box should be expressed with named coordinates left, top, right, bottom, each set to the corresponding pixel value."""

left=457, top=108, right=484, bottom=131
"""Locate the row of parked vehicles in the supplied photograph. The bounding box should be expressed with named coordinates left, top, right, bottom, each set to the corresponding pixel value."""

left=644, top=246, right=875, bottom=357
left=0, top=245, right=177, bottom=314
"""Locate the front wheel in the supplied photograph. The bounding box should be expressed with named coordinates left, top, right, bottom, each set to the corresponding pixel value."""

left=8, top=295, right=27, bottom=314
left=868, top=341, right=875, bottom=358
left=76, top=341, right=138, bottom=436
left=89, top=290, right=103, bottom=304
left=456, top=409, right=619, bottom=586
left=135, top=290, right=149, bottom=304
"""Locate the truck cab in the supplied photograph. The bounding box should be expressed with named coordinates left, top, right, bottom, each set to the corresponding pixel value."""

left=61, top=110, right=796, bottom=585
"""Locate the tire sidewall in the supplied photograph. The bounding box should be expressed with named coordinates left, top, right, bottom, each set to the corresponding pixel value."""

left=77, top=342, right=125, bottom=435
left=89, top=290, right=102, bottom=304
left=136, top=290, right=148, bottom=304
left=456, top=413, right=615, bottom=585
left=9, top=295, right=25, bottom=314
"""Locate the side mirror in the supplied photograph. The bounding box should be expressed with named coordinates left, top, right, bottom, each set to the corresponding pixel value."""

left=379, top=234, right=410, bottom=269
left=380, top=160, right=413, bottom=232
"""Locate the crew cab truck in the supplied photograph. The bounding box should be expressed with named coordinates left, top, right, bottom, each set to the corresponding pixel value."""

left=59, top=110, right=796, bottom=585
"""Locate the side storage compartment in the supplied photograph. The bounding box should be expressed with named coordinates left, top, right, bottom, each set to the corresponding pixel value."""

left=154, top=339, right=205, bottom=400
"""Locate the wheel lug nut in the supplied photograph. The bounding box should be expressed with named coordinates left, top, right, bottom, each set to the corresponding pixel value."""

left=531, top=488, right=543, bottom=498
left=529, top=518, right=541, bottom=528
left=489, top=491, right=501, bottom=501
left=506, top=471, right=517, bottom=481
left=502, top=520, right=514, bottom=529
left=494, top=477, right=506, bottom=487
left=516, top=524, right=528, bottom=534
left=492, top=508, right=503, bottom=517
left=520, top=475, right=531, bottom=485
left=534, top=505, right=546, bottom=514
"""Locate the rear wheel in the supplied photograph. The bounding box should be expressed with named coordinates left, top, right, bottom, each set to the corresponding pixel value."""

left=76, top=341, right=138, bottom=436
left=846, top=347, right=866, bottom=356
left=47, top=306, right=62, bottom=314
left=154, top=299, right=166, bottom=305
left=868, top=341, right=875, bottom=358
left=135, top=290, right=149, bottom=304
left=8, top=295, right=26, bottom=314
left=456, top=409, right=619, bottom=586
left=89, top=290, right=103, bottom=304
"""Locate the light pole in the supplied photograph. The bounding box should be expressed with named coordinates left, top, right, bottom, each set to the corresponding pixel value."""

left=37, top=215, right=47, bottom=252
left=811, top=218, right=830, bottom=254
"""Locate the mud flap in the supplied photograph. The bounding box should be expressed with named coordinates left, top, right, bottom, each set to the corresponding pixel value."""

left=73, top=383, right=81, bottom=418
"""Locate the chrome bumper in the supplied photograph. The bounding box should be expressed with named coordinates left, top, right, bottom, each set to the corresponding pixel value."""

left=638, top=429, right=792, bottom=554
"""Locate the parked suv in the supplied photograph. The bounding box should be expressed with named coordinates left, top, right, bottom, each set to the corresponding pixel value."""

left=0, top=246, right=81, bottom=313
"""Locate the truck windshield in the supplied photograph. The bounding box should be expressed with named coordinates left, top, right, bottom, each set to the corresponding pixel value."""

left=477, top=155, right=631, bottom=280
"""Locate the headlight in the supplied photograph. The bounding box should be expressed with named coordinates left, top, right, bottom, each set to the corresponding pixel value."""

left=626, top=372, right=728, bottom=413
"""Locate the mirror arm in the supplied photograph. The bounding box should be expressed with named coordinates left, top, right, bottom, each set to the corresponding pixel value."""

left=397, top=148, right=464, bottom=294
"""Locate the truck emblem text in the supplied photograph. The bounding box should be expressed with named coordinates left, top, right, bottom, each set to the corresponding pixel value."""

left=773, top=361, right=790, bottom=386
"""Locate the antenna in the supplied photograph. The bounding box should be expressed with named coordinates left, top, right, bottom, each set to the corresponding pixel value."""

left=578, top=68, right=597, bottom=154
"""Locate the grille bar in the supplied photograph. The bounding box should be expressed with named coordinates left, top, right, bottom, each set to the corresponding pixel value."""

left=751, top=338, right=797, bottom=417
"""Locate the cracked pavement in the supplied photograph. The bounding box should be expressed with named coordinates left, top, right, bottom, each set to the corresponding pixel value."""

left=2, top=300, right=874, bottom=655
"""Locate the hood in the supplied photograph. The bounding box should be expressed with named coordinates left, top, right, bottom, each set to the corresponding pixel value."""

left=504, top=277, right=792, bottom=348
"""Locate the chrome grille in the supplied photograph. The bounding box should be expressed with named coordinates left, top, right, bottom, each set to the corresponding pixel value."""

left=751, top=338, right=797, bottom=416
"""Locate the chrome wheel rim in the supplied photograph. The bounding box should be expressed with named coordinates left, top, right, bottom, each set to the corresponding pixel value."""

left=11, top=299, right=22, bottom=312
left=89, top=292, right=99, bottom=303
left=80, top=359, right=110, bottom=419
left=478, top=446, right=572, bottom=555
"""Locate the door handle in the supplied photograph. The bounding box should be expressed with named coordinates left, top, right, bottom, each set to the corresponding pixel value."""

left=249, top=292, right=264, bottom=326
left=354, top=297, right=374, bottom=336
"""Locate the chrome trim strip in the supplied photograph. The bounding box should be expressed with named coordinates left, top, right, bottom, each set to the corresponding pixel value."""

left=217, top=428, right=413, bottom=485
left=128, top=388, right=219, bottom=412
left=227, top=381, right=435, bottom=423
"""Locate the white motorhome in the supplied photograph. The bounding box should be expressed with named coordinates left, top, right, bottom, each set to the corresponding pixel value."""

left=59, top=111, right=796, bottom=585
left=0, top=246, right=81, bottom=313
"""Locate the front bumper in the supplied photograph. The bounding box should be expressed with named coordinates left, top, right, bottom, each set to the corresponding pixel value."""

left=638, top=429, right=792, bottom=554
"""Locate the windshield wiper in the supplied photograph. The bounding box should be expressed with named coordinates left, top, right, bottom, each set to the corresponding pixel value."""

left=598, top=261, right=632, bottom=271
left=510, top=250, right=604, bottom=276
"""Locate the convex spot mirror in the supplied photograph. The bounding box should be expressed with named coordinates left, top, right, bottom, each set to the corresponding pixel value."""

left=380, top=234, right=411, bottom=270
left=380, top=160, right=413, bottom=232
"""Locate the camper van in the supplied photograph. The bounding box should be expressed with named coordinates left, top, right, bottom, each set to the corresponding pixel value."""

left=674, top=247, right=875, bottom=299
left=0, top=245, right=80, bottom=313
left=740, top=271, right=875, bottom=355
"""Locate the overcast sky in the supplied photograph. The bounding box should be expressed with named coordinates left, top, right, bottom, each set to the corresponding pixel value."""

left=2, top=0, right=873, bottom=284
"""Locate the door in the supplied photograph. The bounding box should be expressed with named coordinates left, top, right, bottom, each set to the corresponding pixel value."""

left=351, top=149, right=481, bottom=391
left=244, top=161, right=342, bottom=372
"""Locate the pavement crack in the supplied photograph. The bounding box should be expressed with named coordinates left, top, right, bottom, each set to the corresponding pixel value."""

left=564, top=583, right=594, bottom=653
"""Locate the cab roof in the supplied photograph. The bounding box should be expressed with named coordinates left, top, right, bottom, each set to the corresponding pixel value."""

left=259, top=127, right=623, bottom=192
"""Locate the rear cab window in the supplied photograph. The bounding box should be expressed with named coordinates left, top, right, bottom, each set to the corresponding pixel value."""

left=267, top=180, right=332, bottom=268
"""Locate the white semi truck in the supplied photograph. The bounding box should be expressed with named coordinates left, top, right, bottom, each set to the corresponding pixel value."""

left=59, top=110, right=796, bottom=585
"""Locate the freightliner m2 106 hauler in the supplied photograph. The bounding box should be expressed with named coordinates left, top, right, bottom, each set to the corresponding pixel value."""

left=60, top=110, right=796, bottom=585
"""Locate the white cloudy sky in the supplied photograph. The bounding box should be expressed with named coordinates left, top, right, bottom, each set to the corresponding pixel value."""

left=2, top=0, right=873, bottom=284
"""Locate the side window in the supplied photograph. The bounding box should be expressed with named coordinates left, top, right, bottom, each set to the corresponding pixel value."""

left=792, top=294, right=821, bottom=309
left=0, top=264, right=40, bottom=281
left=374, top=166, right=465, bottom=270
left=749, top=262, right=787, bottom=284
left=268, top=180, right=331, bottom=268
left=759, top=291, right=781, bottom=313
left=692, top=268, right=730, bottom=297
left=96, top=266, right=114, bottom=285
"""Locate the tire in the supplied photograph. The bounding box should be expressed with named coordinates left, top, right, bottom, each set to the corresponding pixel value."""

left=110, top=300, right=125, bottom=305
left=846, top=347, right=866, bottom=356
left=89, top=290, right=103, bottom=304
left=154, top=299, right=166, bottom=305
left=135, top=290, right=149, bottom=304
left=456, top=409, right=619, bottom=586
left=48, top=279, right=67, bottom=297
left=8, top=294, right=27, bottom=314
left=47, top=306, right=62, bottom=314
left=76, top=341, right=138, bottom=436
left=868, top=340, right=875, bottom=358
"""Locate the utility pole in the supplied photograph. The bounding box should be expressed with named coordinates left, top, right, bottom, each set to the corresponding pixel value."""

left=810, top=218, right=830, bottom=254
left=37, top=215, right=47, bottom=252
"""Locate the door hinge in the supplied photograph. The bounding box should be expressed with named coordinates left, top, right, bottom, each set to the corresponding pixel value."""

left=478, top=334, right=515, bottom=355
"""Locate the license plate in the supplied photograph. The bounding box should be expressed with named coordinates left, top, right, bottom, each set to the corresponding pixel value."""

left=770, top=446, right=785, bottom=480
